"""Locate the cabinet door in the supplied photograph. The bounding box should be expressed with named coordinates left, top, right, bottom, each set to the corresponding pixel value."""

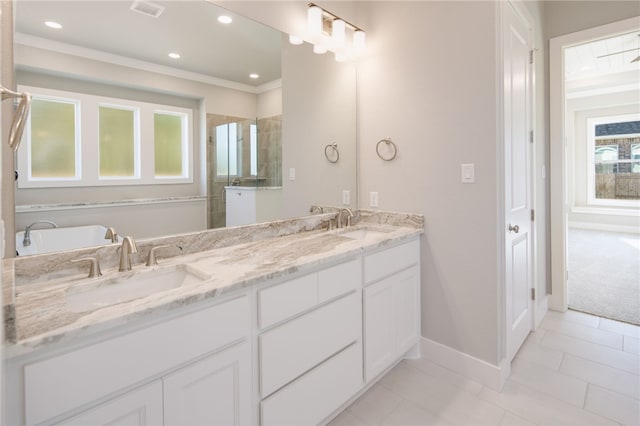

left=163, top=342, right=252, bottom=426
left=394, top=265, right=421, bottom=356
left=55, top=381, right=163, bottom=426
left=363, top=278, right=395, bottom=381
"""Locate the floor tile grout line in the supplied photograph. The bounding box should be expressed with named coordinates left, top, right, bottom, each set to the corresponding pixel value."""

left=539, top=329, right=631, bottom=357
left=550, top=349, right=640, bottom=377
left=538, top=324, right=625, bottom=351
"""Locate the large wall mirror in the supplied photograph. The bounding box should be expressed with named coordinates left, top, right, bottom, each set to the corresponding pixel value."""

left=8, top=0, right=357, bottom=257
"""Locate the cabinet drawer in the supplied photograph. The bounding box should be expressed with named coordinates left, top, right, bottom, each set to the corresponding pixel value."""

left=259, top=292, right=360, bottom=397
left=318, top=258, right=361, bottom=303
left=258, top=273, right=317, bottom=329
left=261, top=342, right=362, bottom=426
left=25, top=295, right=249, bottom=426
left=364, top=239, right=420, bottom=284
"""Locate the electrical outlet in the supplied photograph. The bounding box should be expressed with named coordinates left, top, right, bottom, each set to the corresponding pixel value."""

left=289, top=167, right=296, bottom=181
left=342, top=190, right=350, bottom=205
left=370, top=191, right=379, bottom=207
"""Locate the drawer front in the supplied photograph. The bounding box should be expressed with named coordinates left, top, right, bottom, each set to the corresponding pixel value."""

left=318, top=258, right=361, bottom=303
left=258, top=273, right=318, bottom=329
left=261, top=342, right=363, bottom=426
left=259, top=292, right=361, bottom=398
left=25, top=295, right=249, bottom=426
left=364, top=239, right=420, bottom=284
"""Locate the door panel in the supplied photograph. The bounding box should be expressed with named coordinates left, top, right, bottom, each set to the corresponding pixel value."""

left=504, top=1, right=533, bottom=362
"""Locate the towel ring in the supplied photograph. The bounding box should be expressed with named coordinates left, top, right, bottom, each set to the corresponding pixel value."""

left=324, top=143, right=339, bottom=163
left=376, top=137, right=397, bottom=161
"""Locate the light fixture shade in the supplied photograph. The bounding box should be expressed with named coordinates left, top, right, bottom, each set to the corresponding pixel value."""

left=313, top=44, right=327, bottom=54
left=308, top=6, right=322, bottom=37
left=289, top=35, right=303, bottom=45
left=353, top=30, right=366, bottom=56
left=332, top=19, right=346, bottom=49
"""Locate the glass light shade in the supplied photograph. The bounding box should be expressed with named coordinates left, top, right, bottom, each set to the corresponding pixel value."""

left=289, top=34, right=303, bottom=45
left=332, top=19, right=346, bottom=48
left=353, top=30, right=366, bottom=56
left=313, top=43, right=327, bottom=54
left=307, top=6, right=322, bottom=37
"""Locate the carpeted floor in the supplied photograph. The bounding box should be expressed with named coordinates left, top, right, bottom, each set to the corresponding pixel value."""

left=568, top=228, right=640, bottom=325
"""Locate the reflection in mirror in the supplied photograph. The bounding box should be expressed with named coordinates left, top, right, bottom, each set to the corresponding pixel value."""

left=8, top=0, right=356, bottom=257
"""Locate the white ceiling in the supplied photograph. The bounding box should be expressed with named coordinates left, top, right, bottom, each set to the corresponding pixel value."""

left=14, top=0, right=282, bottom=87
left=564, top=30, right=640, bottom=82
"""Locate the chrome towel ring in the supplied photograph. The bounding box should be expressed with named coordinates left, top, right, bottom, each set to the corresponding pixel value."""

left=376, top=137, right=397, bottom=161
left=324, top=143, right=339, bottom=163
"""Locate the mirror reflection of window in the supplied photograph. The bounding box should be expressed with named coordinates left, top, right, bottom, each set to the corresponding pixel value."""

left=154, top=112, right=187, bottom=178
left=98, top=105, right=137, bottom=178
left=216, top=123, right=238, bottom=177
left=29, top=97, right=79, bottom=180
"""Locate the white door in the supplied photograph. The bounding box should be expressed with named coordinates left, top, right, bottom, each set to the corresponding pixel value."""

left=163, top=342, right=252, bottom=426
left=503, top=2, right=534, bottom=362
left=55, top=381, right=163, bottom=426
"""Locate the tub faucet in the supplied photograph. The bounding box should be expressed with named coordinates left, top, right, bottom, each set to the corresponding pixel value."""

left=22, top=220, right=57, bottom=247
left=310, top=205, right=323, bottom=214
left=337, top=208, right=354, bottom=228
left=104, top=227, right=118, bottom=243
left=119, top=236, right=138, bottom=272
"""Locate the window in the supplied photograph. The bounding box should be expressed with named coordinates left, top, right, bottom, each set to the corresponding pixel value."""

left=250, top=123, right=258, bottom=177
left=17, top=86, right=192, bottom=188
left=27, top=97, right=80, bottom=181
left=216, top=123, right=238, bottom=177
left=587, top=115, right=640, bottom=205
left=154, top=111, right=188, bottom=178
left=99, top=105, right=138, bottom=179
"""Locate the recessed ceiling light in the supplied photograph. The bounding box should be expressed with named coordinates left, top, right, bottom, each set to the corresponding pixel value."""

left=168, top=52, right=181, bottom=59
left=218, top=15, right=232, bottom=24
left=44, top=21, right=62, bottom=29
left=249, top=73, right=259, bottom=79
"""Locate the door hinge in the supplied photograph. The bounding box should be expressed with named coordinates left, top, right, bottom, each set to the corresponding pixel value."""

left=529, top=130, right=534, bottom=143
left=531, top=209, right=535, bottom=221
left=531, top=288, right=536, bottom=300
left=529, top=49, right=534, bottom=65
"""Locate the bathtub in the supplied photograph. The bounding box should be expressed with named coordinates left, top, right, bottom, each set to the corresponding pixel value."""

left=16, top=225, right=121, bottom=256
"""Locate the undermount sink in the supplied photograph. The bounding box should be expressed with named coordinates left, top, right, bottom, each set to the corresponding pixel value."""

left=337, top=226, right=394, bottom=240
left=65, top=265, right=208, bottom=313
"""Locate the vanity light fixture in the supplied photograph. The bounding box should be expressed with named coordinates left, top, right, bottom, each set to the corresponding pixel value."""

left=249, top=73, right=259, bottom=79
left=218, top=15, right=233, bottom=24
left=168, top=52, right=181, bottom=59
left=298, top=3, right=366, bottom=61
left=44, top=21, right=62, bottom=29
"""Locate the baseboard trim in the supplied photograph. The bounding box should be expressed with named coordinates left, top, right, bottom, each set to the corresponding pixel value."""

left=420, top=337, right=509, bottom=391
left=535, top=294, right=549, bottom=329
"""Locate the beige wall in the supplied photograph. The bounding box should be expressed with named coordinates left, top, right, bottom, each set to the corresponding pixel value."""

left=545, top=1, right=639, bottom=39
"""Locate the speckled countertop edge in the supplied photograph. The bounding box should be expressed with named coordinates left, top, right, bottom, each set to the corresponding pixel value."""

left=4, top=212, right=423, bottom=358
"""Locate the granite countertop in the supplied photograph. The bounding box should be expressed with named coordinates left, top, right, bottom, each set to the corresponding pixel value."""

left=7, top=220, right=422, bottom=358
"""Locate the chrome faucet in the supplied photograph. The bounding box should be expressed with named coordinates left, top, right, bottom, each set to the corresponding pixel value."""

left=22, top=220, right=57, bottom=247
left=337, top=208, right=354, bottom=228
left=310, top=205, right=323, bottom=214
left=118, top=236, right=138, bottom=272
left=104, top=227, right=118, bottom=243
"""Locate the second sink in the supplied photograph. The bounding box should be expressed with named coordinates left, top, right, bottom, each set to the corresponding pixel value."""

left=65, top=265, right=209, bottom=313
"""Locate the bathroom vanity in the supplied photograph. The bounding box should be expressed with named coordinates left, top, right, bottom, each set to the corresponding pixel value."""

left=3, top=211, right=423, bottom=425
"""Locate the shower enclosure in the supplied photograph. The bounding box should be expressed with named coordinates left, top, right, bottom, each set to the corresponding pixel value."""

left=206, top=113, right=282, bottom=229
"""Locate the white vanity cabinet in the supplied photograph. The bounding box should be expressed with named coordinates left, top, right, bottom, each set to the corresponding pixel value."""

left=363, top=239, right=421, bottom=382
left=15, top=294, right=252, bottom=426
left=256, top=258, right=364, bottom=426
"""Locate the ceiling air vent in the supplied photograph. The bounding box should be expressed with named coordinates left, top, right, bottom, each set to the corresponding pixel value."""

left=130, top=0, right=165, bottom=18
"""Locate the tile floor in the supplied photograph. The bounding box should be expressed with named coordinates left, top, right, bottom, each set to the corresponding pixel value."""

left=330, top=309, right=640, bottom=426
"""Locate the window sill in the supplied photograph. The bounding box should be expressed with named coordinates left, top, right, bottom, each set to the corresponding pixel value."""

left=570, top=206, right=640, bottom=217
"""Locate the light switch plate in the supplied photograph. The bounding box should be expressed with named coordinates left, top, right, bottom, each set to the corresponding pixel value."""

left=461, top=163, right=475, bottom=184
left=370, top=192, right=379, bottom=207
left=342, top=190, right=350, bottom=205
left=289, top=167, right=296, bottom=181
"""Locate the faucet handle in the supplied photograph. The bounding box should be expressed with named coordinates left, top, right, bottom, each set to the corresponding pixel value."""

left=146, top=244, right=171, bottom=266
left=71, top=257, right=102, bottom=278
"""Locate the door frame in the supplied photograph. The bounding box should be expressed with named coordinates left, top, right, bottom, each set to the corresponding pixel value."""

left=498, top=0, right=537, bottom=365
left=549, top=17, right=640, bottom=312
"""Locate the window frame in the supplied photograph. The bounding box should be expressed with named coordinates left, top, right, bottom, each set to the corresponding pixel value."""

left=586, top=114, right=640, bottom=208
left=17, top=85, right=193, bottom=188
